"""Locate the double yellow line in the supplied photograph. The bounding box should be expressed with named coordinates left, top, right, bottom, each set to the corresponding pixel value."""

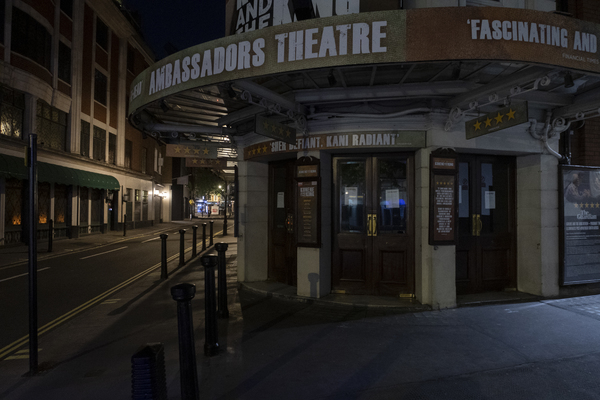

left=0, top=254, right=178, bottom=360
left=0, top=227, right=229, bottom=361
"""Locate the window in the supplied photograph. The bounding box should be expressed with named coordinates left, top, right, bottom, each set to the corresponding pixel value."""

left=127, top=45, right=135, bottom=73
left=58, top=42, right=71, bottom=84
left=142, top=190, right=148, bottom=221
left=108, top=133, right=116, bottom=165
left=60, top=0, right=73, bottom=18
left=11, top=7, right=51, bottom=70
left=36, top=100, right=68, bottom=151
left=125, top=139, right=132, bottom=169
left=93, top=126, right=106, bottom=162
left=141, top=147, right=147, bottom=174
left=0, top=85, right=25, bottom=138
left=94, top=70, right=107, bottom=105
left=96, top=18, right=109, bottom=51
left=80, top=120, right=90, bottom=157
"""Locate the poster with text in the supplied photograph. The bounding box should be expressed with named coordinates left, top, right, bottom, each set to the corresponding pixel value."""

left=561, top=166, right=600, bottom=285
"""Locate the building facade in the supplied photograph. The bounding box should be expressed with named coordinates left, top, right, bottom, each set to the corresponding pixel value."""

left=0, top=0, right=172, bottom=246
left=129, top=0, right=600, bottom=308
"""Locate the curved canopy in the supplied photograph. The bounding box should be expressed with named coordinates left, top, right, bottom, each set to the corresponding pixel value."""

left=128, top=7, right=600, bottom=159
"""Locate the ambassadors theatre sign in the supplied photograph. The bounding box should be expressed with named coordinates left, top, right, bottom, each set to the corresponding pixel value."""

left=129, top=7, right=600, bottom=120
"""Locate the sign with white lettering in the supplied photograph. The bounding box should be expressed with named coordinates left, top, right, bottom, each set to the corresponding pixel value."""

left=429, top=154, right=457, bottom=245
left=244, top=131, right=425, bottom=160
left=129, top=8, right=600, bottom=121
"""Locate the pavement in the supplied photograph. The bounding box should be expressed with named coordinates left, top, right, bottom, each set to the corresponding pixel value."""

left=2, top=221, right=600, bottom=399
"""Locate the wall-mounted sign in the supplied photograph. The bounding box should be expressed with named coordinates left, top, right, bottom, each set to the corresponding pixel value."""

left=185, top=158, right=228, bottom=169
left=465, top=102, right=529, bottom=139
left=255, top=115, right=297, bottom=145
left=560, top=165, right=600, bottom=285
left=297, top=164, right=319, bottom=178
left=297, top=180, right=320, bottom=247
left=429, top=155, right=458, bottom=245
left=166, top=144, right=219, bottom=158
left=244, top=131, right=426, bottom=160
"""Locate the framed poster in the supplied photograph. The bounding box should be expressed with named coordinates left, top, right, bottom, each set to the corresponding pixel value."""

left=297, top=180, right=320, bottom=247
left=429, top=154, right=458, bottom=245
left=560, top=165, right=600, bottom=285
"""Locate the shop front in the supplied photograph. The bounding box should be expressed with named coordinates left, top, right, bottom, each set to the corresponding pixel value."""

left=128, top=5, right=600, bottom=308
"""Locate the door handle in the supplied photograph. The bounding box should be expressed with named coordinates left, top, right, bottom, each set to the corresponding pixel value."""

left=477, top=214, right=482, bottom=236
left=367, top=214, right=377, bottom=237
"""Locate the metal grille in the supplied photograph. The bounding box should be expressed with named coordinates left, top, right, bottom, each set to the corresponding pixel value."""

left=38, top=182, right=50, bottom=224
left=37, top=100, right=67, bottom=151
left=93, top=126, right=106, bottom=162
left=54, top=184, right=68, bottom=224
left=81, top=120, right=90, bottom=157
left=0, top=86, right=24, bottom=138
left=80, top=187, right=89, bottom=225
left=91, top=188, right=103, bottom=224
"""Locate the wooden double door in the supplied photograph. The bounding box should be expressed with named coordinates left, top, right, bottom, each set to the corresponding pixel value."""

left=456, top=155, right=516, bottom=294
left=332, top=155, right=414, bottom=295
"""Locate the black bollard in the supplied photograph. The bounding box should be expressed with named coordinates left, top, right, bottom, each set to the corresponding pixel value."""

left=179, top=229, right=186, bottom=266
left=209, top=220, right=214, bottom=246
left=215, top=243, right=229, bottom=319
left=48, top=219, right=53, bottom=253
left=202, top=223, right=207, bottom=251
left=123, top=214, right=127, bottom=237
left=170, top=284, right=199, bottom=400
left=200, top=255, right=219, bottom=357
left=192, top=225, right=198, bottom=258
left=160, top=234, right=169, bottom=280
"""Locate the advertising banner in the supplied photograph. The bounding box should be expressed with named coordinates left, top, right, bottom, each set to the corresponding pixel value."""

left=561, top=166, right=600, bottom=285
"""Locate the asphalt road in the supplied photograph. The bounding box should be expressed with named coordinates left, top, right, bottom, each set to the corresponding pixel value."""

left=0, top=223, right=213, bottom=356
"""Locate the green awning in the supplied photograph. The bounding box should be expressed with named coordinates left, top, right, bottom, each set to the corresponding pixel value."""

left=0, top=153, right=120, bottom=190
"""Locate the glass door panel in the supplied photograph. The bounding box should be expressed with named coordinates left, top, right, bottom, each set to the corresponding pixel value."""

left=378, top=158, right=408, bottom=234
left=338, top=160, right=366, bottom=233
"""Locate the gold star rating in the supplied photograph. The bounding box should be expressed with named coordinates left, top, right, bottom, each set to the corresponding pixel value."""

left=262, top=145, right=268, bottom=153
left=263, top=120, right=269, bottom=131
left=193, top=148, right=200, bottom=155
left=192, top=159, right=198, bottom=164
left=506, top=108, right=516, bottom=120
left=585, top=203, right=590, bottom=208
left=484, top=117, right=492, bottom=128
left=494, top=112, right=504, bottom=124
left=200, top=159, right=206, bottom=165
left=203, top=147, right=210, bottom=155
left=574, top=203, right=579, bottom=208
left=473, top=120, right=482, bottom=131
left=174, top=146, right=181, bottom=153
left=184, top=147, right=190, bottom=154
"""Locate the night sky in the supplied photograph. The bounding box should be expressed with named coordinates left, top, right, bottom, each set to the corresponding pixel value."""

left=123, top=0, right=226, bottom=60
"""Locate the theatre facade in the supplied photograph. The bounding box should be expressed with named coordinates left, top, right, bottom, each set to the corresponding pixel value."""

left=129, top=2, right=600, bottom=308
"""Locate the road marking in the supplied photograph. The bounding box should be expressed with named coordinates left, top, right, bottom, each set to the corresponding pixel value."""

left=0, top=267, right=51, bottom=283
left=80, top=246, right=128, bottom=260
left=101, top=299, right=121, bottom=304
left=0, top=252, right=180, bottom=361
left=0, top=224, right=232, bottom=360
left=141, top=237, right=160, bottom=243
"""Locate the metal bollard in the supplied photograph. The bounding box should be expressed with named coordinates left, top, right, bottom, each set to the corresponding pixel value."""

left=202, top=223, right=207, bottom=251
left=200, top=255, right=219, bottom=357
left=123, top=214, right=127, bottom=237
left=209, top=220, right=214, bottom=246
left=179, top=229, right=186, bottom=266
left=215, top=243, right=229, bottom=319
left=170, top=284, right=199, bottom=400
left=160, top=234, right=169, bottom=280
left=192, top=225, right=198, bottom=258
left=48, top=219, right=53, bottom=253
